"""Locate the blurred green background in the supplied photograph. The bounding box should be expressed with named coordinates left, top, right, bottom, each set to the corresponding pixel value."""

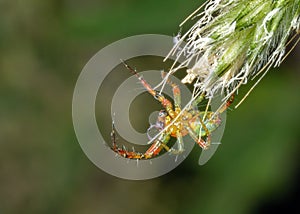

left=1, top=0, right=300, bottom=213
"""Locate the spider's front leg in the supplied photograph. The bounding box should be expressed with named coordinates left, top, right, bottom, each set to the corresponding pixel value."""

left=161, top=71, right=181, bottom=110
left=121, top=60, right=177, bottom=118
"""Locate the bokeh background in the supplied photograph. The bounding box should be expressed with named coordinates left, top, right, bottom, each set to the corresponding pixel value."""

left=1, top=0, right=300, bottom=213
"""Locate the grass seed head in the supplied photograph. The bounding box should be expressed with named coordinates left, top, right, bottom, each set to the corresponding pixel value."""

left=167, top=0, right=300, bottom=108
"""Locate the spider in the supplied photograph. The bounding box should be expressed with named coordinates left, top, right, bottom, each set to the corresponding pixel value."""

left=111, top=61, right=234, bottom=159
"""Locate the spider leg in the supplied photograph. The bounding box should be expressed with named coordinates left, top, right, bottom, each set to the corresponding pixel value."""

left=168, top=130, right=185, bottom=154
left=183, top=111, right=211, bottom=149
left=142, top=131, right=172, bottom=159
left=111, top=119, right=172, bottom=159
left=176, top=131, right=184, bottom=152
left=191, top=93, right=205, bottom=110
left=194, top=95, right=235, bottom=148
left=121, top=60, right=176, bottom=118
left=185, top=125, right=209, bottom=150
left=197, top=115, right=212, bottom=148
left=111, top=120, right=144, bottom=159
left=218, top=94, right=235, bottom=113
left=161, top=71, right=181, bottom=109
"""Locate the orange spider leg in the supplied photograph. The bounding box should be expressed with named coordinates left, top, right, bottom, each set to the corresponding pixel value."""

left=121, top=60, right=176, bottom=118
left=185, top=124, right=209, bottom=150
left=194, top=94, right=235, bottom=149
left=161, top=71, right=181, bottom=109
left=219, top=94, right=235, bottom=113
left=111, top=120, right=172, bottom=159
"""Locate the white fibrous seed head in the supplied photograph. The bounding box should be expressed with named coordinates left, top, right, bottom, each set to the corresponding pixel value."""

left=165, top=0, right=300, bottom=109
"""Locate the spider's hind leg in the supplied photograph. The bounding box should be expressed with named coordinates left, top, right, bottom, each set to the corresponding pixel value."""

left=111, top=120, right=144, bottom=159
left=186, top=124, right=210, bottom=150
left=111, top=118, right=173, bottom=159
